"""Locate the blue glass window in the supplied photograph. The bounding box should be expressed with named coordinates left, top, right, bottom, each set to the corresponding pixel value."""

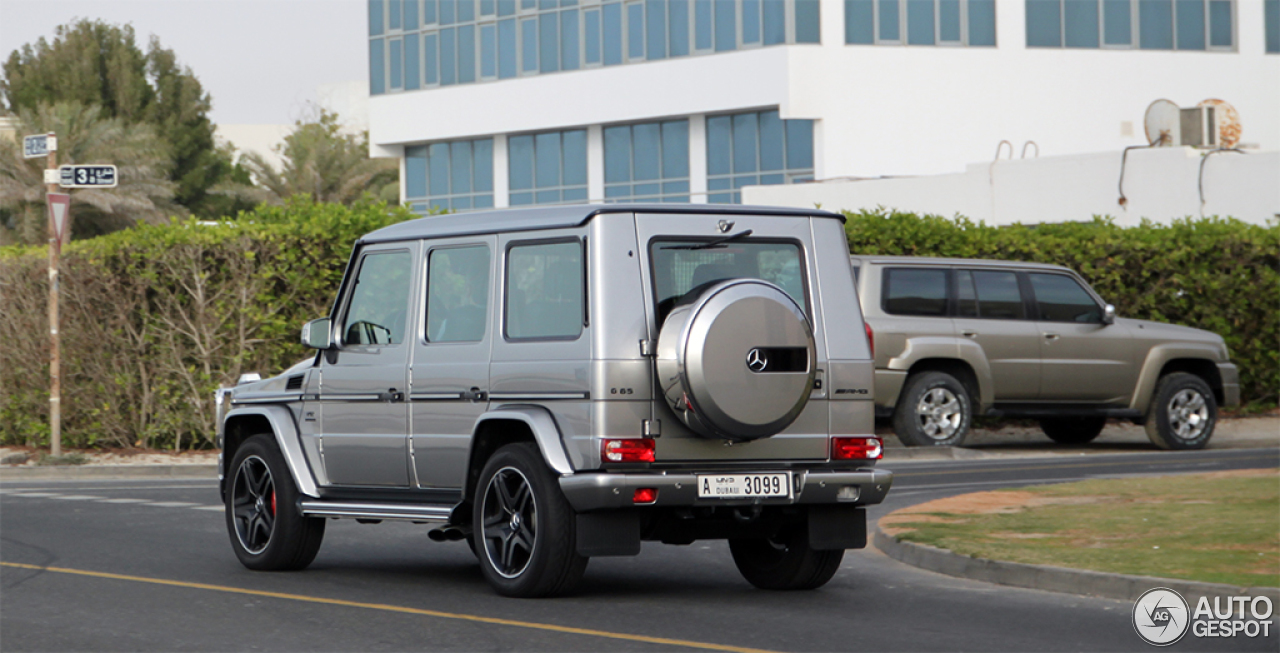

left=440, top=27, right=457, bottom=84
left=405, top=138, right=495, bottom=212
left=1207, top=0, right=1231, bottom=47
left=879, top=0, right=901, bottom=41
left=370, top=0, right=385, bottom=35
left=405, top=0, right=419, bottom=29
left=458, top=24, right=476, bottom=83
left=510, top=130, right=588, bottom=205
left=647, top=0, right=668, bottom=58
left=743, top=0, right=762, bottom=44
left=714, top=0, right=736, bottom=51
left=629, top=2, right=646, bottom=59
left=522, top=17, right=538, bottom=71
left=585, top=9, right=602, bottom=62
left=540, top=12, right=560, bottom=71
left=1104, top=0, right=1133, bottom=44
left=604, top=2, right=624, bottom=63
left=695, top=0, right=713, bottom=49
left=1267, top=0, right=1280, bottom=53
left=1027, top=0, right=1062, bottom=46
left=969, top=0, right=996, bottom=44
left=939, top=0, right=961, bottom=41
left=440, top=0, right=456, bottom=24
left=562, top=9, right=580, bottom=69
left=670, top=0, right=691, bottom=55
left=390, top=0, right=402, bottom=29
left=764, top=0, right=786, bottom=44
left=604, top=120, right=690, bottom=202
left=405, top=33, right=421, bottom=89
left=499, top=19, right=517, bottom=77
left=1176, top=0, right=1205, bottom=49
left=1065, top=0, right=1101, bottom=48
left=425, top=33, right=439, bottom=84
left=481, top=24, right=497, bottom=78
left=499, top=0, right=516, bottom=16
left=907, top=0, right=935, bottom=44
left=370, top=38, right=386, bottom=94
left=708, top=110, right=814, bottom=204
left=846, top=0, right=875, bottom=43
left=390, top=38, right=403, bottom=88
left=425, top=0, right=438, bottom=23
left=1140, top=0, right=1174, bottom=49
left=459, top=0, right=475, bottom=22
left=795, top=0, right=821, bottom=42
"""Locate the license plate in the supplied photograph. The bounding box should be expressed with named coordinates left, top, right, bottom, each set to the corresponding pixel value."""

left=697, top=472, right=792, bottom=499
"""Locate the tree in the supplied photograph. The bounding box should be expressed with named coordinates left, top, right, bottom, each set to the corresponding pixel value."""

left=1, top=19, right=249, bottom=218
left=227, top=109, right=398, bottom=206
left=0, top=102, right=174, bottom=244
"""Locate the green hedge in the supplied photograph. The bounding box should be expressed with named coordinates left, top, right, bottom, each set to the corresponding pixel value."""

left=0, top=198, right=415, bottom=450
left=844, top=209, right=1278, bottom=408
left=1, top=204, right=1274, bottom=450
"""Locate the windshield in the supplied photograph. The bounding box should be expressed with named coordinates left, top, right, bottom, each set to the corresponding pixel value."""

left=649, top=238, right=807, bottom=326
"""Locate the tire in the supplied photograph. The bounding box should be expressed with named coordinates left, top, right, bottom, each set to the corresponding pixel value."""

left=226, top=434, right=325, bottom=571
left=1145, top=373, right=1217, bottom=450
left=1040, top=417, right=1107, bottom=445
left=472, top=443, right=588, bottom=597
left=893, top=371, right=972, bottom=447
left=729, top=525, right=844, bottom=590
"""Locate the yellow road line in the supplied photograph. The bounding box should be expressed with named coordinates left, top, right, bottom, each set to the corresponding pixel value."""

left=0, top=561, right=778, bottom=653
left=892, top=455, right=1277, bottom=478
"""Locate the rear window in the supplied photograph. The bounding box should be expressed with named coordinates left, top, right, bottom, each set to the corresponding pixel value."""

left=883, top=268, right=948, bottom=316
left=649, top=238, right=806, bottom=326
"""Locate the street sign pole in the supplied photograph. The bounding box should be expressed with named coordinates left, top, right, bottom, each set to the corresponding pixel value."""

left=45, top=132, right=63, bottom=457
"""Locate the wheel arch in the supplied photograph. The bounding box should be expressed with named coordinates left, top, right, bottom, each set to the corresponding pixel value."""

left=904, top=358, right=984, bottom=412
left=1131, top=345, right=1226, bottom=413
left=221, top=405, right=318, bottom=501
left=464, top=406, right=575, bottom=505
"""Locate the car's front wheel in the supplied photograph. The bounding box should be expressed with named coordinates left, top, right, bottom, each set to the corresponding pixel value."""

left=1145, top=373, right=1217, bottom=450
left=893, top=371, right=972, bottom=447
left=472, top=443, right=587, bottom=597
left=729, top=525, right=843, bottom=590
left=225, top=434, right=325, bottom=570
left=1040, top=416, right=1107, bottom=445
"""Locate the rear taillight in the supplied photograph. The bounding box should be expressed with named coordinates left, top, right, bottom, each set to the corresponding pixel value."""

left=865, top=322, right=874, bottom=357
left=832, top=436, right=883, bottom=460
left=602, top=438, right=656, bottom=463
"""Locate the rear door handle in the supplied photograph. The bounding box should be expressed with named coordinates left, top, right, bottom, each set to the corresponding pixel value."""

left=1044, top=333, right=1060, bottom=341
left=463, top=387, right=488, bottom=402
left=962, top=331, right=978, bottom=338
left=379, top=388, right=405, bottom=402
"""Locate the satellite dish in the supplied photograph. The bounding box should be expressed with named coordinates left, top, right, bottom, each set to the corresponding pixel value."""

left=1144, top=99, right=1180, bottom=146
left=1198, top=99, right=1241, bottom=148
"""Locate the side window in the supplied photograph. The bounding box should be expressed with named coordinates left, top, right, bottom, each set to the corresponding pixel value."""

left=971, top=270, right=1024, bottom=320
left=426, top=245, right=491, bottom=342
left=883, top=268, right=948, bottom=316
left=955, top=269, right=978, bottom=317
left=505, top=240, right=584, bottom=340
left=342, top=250, right=412, bottom=345
left=1029, top=273, right=1103, bottom=323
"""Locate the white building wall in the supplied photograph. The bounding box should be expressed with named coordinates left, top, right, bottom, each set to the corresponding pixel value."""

left=743, top=146, right=1280, bottom=226
left=369, top=0, right=1279, bottom=204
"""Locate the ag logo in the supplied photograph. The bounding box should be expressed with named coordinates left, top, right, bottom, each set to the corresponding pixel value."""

left=745, top=348, right=768, bottom=372
left=1133, top=588, right=1190, bottom=646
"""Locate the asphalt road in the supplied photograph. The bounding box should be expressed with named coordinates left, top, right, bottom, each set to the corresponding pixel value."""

left=2, top=448, right=1277, bottom=652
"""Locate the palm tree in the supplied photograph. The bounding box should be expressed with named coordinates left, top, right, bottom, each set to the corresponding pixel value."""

left=225, top=109, right=397, bottom=207
left=0, top=101, right=175, bottom=244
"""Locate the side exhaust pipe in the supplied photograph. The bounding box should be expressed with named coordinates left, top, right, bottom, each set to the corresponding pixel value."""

left=428, top=525, right=471, bottom=542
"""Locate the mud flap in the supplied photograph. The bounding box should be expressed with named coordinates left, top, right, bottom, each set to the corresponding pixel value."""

left=808, top=505, right=867, bottom=550
left=576, top=511, right=641, bottom=557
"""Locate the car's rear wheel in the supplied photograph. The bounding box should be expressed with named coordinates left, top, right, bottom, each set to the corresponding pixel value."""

left=893, top=371, right=972, bottom=447
left=1145, top=373, right=1217, bottom=450
left=1039, top=417, right=1107, bottom=444
left=226, top=434, right=325, bottom=570
left=473, top=443, right=587, bottom=597
left=729, top=525, right=844, bottom=590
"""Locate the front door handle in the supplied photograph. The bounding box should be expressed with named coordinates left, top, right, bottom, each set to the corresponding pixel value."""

left=1044, top=333, right=1060, bottom=341
left=379, top=388, right=405, bottom=402
left=463, top=387, right=488, bottom=402
left=962, top=331, right=978, bottom=338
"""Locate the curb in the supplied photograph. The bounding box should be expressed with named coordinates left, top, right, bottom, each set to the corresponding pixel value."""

left=873, top=528, right=1280, bottom=605
left=0, top=464, right=218, bottom=481
left=882, top=446, right=994, bottom=461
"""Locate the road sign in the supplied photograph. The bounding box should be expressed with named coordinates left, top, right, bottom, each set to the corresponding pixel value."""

left=47, top=193, right=71, bottom=244
left=24, top=134, right=55, bottom=159
left=59, top=165, right=118, bottom=188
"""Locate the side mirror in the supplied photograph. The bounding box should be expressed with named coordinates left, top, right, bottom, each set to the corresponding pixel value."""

left=1102, top=304, right=1116, bottom=325
left=301, top=318, right=333, bottom=349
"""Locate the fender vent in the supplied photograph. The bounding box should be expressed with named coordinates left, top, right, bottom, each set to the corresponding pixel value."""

left=285, top=375, right=304, bottom=390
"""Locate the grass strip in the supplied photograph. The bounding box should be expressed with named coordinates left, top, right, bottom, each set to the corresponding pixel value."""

left=881, top=469, right=1279, bottom=588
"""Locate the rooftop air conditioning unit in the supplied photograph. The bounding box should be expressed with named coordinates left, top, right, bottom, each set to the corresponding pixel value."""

left=1179, top=106, right=1217, bottom=148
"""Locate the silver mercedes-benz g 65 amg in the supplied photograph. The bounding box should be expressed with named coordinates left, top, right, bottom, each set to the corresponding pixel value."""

left=217, top=205, right=890, bottom=597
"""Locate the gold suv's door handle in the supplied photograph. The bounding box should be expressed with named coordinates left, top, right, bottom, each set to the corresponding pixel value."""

left=1044, top=333, right=1060, bottom=341
left=962, top=331, right=978, bottom=338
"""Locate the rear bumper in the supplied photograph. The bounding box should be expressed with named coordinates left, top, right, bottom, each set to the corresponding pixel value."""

left=559, top=467, right=893, bottom=512
left=1218, top=362, right=1240, bottom=407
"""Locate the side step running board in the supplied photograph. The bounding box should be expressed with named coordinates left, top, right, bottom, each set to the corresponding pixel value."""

left=300, top=501, right=454, bottom=523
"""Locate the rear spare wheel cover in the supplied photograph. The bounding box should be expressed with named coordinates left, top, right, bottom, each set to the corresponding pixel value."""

left=656, top=279, right=815, bottom=440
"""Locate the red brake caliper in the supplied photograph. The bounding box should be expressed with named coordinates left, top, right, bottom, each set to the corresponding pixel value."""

left=269, top=490, right=276, bottom=516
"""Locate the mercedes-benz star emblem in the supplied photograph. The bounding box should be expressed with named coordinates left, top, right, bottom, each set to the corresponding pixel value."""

left=746, top=348, right=768, bottom=372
